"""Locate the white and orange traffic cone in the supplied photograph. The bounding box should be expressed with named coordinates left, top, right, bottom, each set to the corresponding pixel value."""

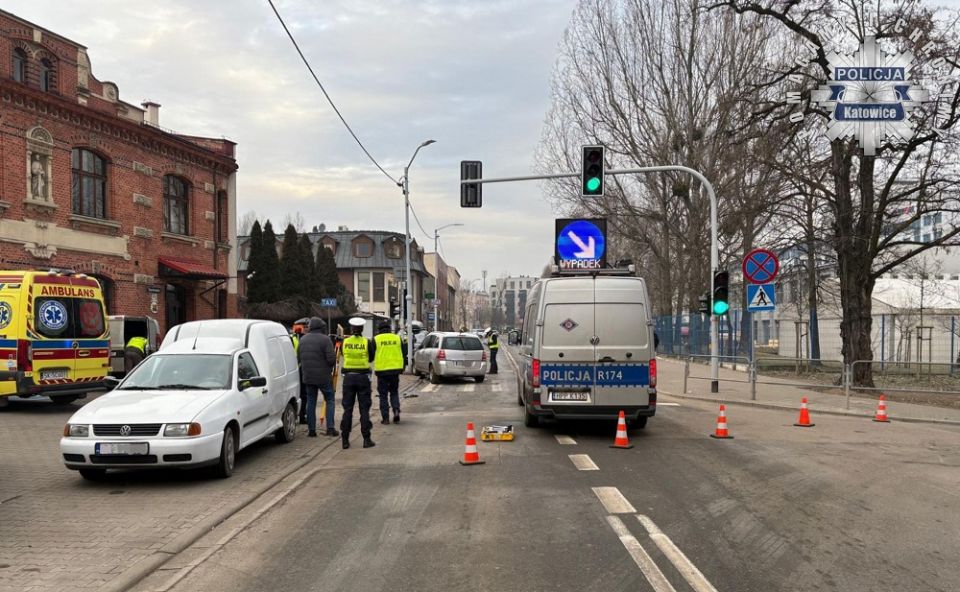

left=710, top=404, right=733, bottom=439
left=794, top=397, right=815, bottom=427
left=610, top=410, right=634, bottom=449
left=459, top=422, right=485, bottom=466
left=873, top=394, right=890, bottom=423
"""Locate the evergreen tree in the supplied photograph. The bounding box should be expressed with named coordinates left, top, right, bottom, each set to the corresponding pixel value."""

left=258, top=220, right=282, bottom=303
left=315, top=244, right=340, bottom=298
left=245, top=220, right=267, bottom=304
left=298, top=234, right=321, bottom=301
left=279, top=224, right=303, bottom=298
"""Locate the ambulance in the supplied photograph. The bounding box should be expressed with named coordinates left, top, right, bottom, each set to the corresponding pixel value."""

left=0, top=270, right=110, bottom=406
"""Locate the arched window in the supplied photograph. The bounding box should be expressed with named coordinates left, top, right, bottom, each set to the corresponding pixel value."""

left=12, top=48, right=26, bottom=83
left=163, top=175, right=189, bottom=235
left=71, top=148, right=107, bottom=218
left=39, top=58, right=54, bottom=92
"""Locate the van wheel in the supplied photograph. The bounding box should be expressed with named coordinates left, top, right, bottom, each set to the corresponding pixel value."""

left=79, top=468, right=106, bottom=481
left=517, top=389, right=524, bottom=406
left=628, top=417, right=648, bottom=430
left=50, top=395, right=82, bottom=405
left=475, top=376, right=485, bottom=383
left=275, top=402, right=297, bottom=443
left=523, top=404, right=539, bottom=428
left=213, top=426, right=237, bottom=479
left=429, top=365, right=441, bottom=385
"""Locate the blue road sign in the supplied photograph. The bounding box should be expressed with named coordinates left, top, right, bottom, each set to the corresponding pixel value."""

left=321, top=297, right=337, bottom=308
left=555, top=218, right=606, bottom=269
left=427, top=312, right=436, bottom=321
left=742, top=248, right=779, bottom=284
left=747, top=283, right=775, bottom=312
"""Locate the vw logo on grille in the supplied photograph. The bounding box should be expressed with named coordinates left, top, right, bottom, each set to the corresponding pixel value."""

left=119, top=425, right=132, bottom=436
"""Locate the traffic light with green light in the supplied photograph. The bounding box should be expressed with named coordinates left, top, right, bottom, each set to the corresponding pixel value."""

left=712, top=271, right=730, bottom=315
left=581, top=146, right=604, bottom=196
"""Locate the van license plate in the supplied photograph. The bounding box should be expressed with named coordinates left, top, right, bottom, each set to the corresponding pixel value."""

left=96, top=442, right=149, bottom=455
left=40, top=369, right=69, bottom=381
left=550, top=391, right=590, bottom=402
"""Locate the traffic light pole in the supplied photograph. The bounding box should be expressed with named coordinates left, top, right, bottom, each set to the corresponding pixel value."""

left=461, top=164, right=720, bottom=392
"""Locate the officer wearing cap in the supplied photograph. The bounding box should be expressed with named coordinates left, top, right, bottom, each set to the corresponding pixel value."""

left=339, top=317, right=376, bottom=449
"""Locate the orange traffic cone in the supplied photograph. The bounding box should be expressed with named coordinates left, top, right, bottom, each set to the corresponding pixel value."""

left=610, top=410, right=634, bottom=449
left=873, top=395, right=890, bottom=423
left=459, top=422, right=485, bottom=466
left=794, top=397, right=815, bottom=427
left=710, top=404, right=733, bottom=439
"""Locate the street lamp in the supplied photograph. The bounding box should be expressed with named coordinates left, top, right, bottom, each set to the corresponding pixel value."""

left=433, top=222, right=464, bottom=331
left=400, top=139, right=435, bottom=373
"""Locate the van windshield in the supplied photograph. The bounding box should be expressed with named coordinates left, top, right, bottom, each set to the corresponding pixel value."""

left=442, top=336, right=483, bottom=350
left=119, top=354, right=232, bottom=391
left=595, top=303, right=648, bottom=347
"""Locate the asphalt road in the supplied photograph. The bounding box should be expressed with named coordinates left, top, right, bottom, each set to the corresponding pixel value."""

left=136, top=348, right=960, bottom=592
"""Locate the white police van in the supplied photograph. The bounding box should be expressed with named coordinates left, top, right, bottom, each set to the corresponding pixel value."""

left=516, top=266, right=656, bottom=428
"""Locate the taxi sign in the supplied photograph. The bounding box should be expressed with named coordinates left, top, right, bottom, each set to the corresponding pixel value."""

left=555, top=218, right=607, bottom=270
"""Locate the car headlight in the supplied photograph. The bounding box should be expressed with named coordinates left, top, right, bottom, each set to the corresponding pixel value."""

left=64, top=424, right=89, bottom=437
left=163, top=423, right=202, bottom=437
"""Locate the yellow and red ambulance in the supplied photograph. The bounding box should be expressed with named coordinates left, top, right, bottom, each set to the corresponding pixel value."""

left=0, top=270, right=110, bottom=405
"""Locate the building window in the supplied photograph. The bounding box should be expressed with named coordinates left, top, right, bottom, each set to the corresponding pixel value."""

left=71, top=149, right=107, bottom=219
left=40, top=58, right=54, bottom=92
left=216, top=191, right=228, bottom=242
left=12, top=48, right=26, bottom=83
left=354, top=240, right=373, bottom=258
left=385, top=240, right=402, bottom=259
left=163, top=175, right=190, bottom=235
left=373, top=272, right=385, bottom=302
left=357, top=271, right=371, bottom=302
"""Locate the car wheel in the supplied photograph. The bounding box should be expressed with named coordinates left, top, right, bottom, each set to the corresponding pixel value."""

left=475, top=375, right=485, bottom=383
left=78, top=468, right=106, bottom=481
left=275, top=402, right=297, bottom=443
left=523, top=403, right=539, bottom=428
left=50, top=395, right=82, bottom=405
left=214, top=426, right=237, bottom=479
left=430, top=365, right=441, bottom=385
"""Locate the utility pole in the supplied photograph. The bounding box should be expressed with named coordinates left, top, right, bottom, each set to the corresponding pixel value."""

left=400, top=139, right=435, bottom=373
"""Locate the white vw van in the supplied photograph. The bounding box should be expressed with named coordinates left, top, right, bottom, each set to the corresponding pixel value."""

left=516, top=267, right=657, bottom=428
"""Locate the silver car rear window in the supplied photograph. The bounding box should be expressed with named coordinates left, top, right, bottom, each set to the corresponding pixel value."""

left=441, top=336, right=483, bottom=350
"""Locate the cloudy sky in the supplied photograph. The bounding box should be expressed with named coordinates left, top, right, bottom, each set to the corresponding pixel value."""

left=7, top=0, right=576, bottom=287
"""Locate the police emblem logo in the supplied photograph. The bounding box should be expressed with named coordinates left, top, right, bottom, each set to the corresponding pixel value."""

left=559, top=318, right=579, bottom=332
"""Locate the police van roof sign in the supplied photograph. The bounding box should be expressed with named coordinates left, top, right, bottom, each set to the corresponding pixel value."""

left=555, top=218, right=607, bottom=270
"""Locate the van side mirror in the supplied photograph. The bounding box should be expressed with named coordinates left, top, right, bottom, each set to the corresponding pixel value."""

left=103, top=376, right=121, bottom=391
left=240, top=376, right=267, bottom=390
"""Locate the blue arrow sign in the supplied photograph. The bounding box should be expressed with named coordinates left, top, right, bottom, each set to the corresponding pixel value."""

left=746, top=283, right=775, bottom=312
left=556, top=219, right=606, bottom=269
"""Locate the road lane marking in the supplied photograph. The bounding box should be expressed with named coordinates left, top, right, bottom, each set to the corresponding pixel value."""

left=568, top=454, right=599, bottom=471
left=462, top=384, right=476, bottom=393
left=554, top=435, right=577, bottom=445
left=658, top=402, right=681, bottom=406
left=492, top=383, right=503, bottom=392
left=592, top=486, right=637, bottom=514
left=636, top=515, right=718, bottom=592
left=421, top=384, right=439, bottom=393
left=606, top=516, right=677, bottom=592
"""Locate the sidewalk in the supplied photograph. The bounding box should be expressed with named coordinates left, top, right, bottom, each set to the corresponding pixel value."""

left=657, top=357, right=960, bottom=425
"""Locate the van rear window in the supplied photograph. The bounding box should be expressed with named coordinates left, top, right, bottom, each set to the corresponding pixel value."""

left=442, top=336, right=483, bottom=351
left=34, top=297, right=105, bottom=339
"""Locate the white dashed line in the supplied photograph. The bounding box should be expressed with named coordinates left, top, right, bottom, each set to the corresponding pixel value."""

left=606, top=516, right=677, bottom=592
left=421, top=384, right=439, bottom=393
left=636, top=515, right=718, bottom=592
left=492, top=383, right=503, bottom=392
left=658, top=402, right=681, bottom=407
left=568, top=454, right=599, bottom=471
left=461, top=384, right=476, bottom=393
left=592, top=486, right=637, bottom=514
left=554, top=435, right=577, bottom=445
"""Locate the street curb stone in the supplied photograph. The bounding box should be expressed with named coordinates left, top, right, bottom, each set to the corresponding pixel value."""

left=98, top=378, right=423, bottom=592
left=659, top=390, right=960, bottom=427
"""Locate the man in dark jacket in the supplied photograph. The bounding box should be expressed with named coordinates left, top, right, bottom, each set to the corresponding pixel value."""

left=298, top=317, right=338, bottom=437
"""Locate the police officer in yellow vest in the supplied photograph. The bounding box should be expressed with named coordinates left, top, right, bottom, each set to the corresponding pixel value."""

left=487, top=331, right=499, bottom=374
left=374, top=322, right=404, bottom=425
left=124, top=336, right=149, bottom=374
left=340, top=317, right=376, bottom=449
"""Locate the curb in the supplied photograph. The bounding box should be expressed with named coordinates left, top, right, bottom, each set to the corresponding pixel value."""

left=659, top=390, right=960, bottom=426
left=100, top=378, right=423, bottom=592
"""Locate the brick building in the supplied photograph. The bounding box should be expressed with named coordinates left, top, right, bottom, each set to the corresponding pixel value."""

left=0, top=9, right=239, bottom=336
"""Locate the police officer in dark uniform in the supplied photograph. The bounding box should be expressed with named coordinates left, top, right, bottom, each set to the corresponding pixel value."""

left=339, top=317, right=376, bottom=449
left=374, top=322, right=404, bottom=425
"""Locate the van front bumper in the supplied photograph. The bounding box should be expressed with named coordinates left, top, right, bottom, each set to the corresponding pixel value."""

left=0, top=370, right=106, bottom=397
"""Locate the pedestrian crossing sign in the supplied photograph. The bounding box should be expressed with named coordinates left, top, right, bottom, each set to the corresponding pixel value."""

left=747, top=283, right=775, bottom=312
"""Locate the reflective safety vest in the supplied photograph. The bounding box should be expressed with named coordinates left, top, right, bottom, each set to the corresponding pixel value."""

left=291, top=333, right=300, bottom=354
left=342, top=335, right=370, bottom=371
left=488, top=335, right=499, bottom=350
left=374, top=332, right=404, bottom=372
left=126, top=336, right=148, bottom=355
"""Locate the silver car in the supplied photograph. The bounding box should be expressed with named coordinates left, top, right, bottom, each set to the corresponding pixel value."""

left=414, top=332, right=488, bottom=383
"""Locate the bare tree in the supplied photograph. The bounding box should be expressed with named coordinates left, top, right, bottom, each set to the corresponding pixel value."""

left=282, top=211, right=307, bottom=233
left=238, top=210, right=259, bottom=236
